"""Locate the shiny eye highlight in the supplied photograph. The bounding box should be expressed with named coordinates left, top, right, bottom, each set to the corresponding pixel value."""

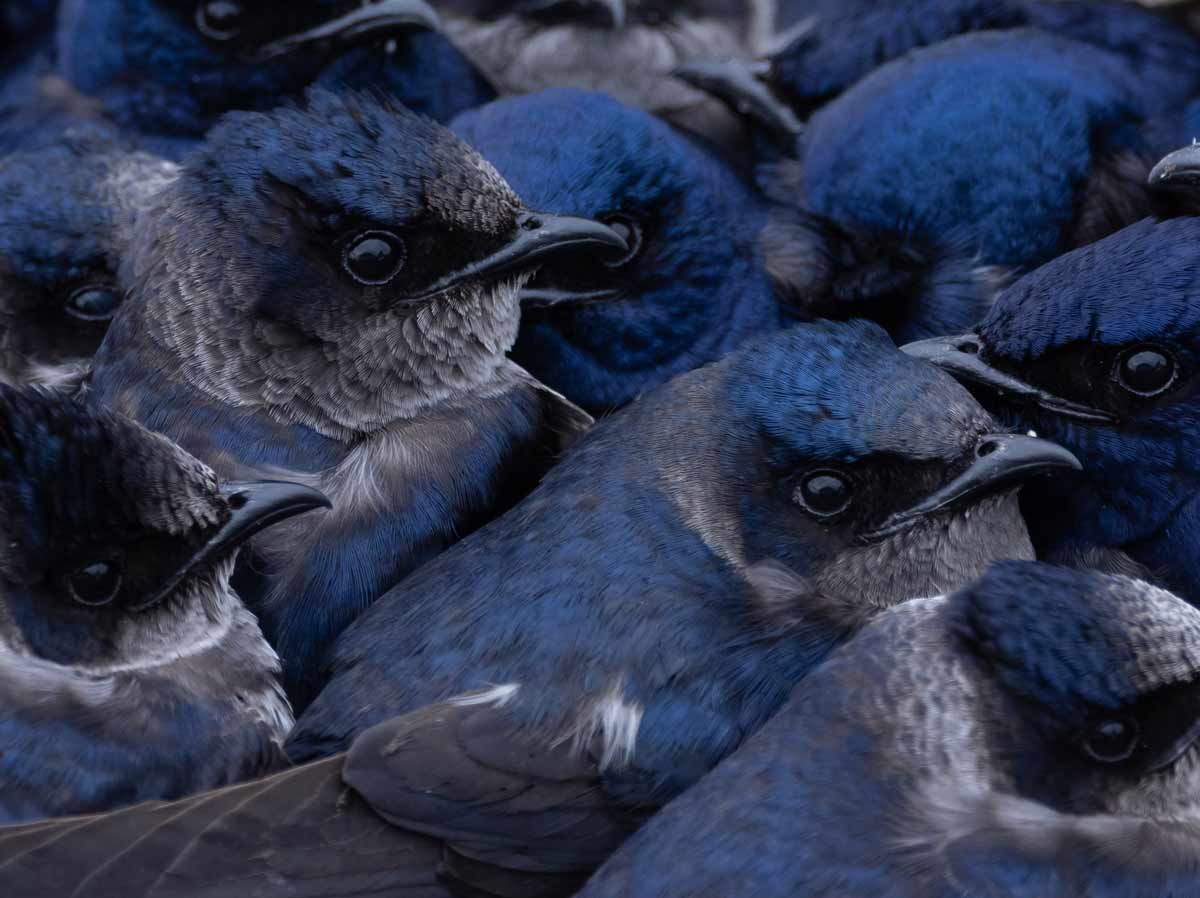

left=794, top=470, right=853, bottom=518
left=1114, top=346, right=1177, bottom=397
left=65, top=286, right=122, bottom=322
left=601, top=215, right=643, bottom=268
left=67, top=560, right=123, bottom=607
left=196, top=1, right=244, bottom=41
left=343, top=231, right=407, bottom=286
left=1083, top=716, right=1140, bottom=763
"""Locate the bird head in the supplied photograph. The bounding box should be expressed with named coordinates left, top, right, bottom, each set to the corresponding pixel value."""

left=903, top=214, right=1200, bottom=560
left=452, top=88, right=773, bottom=411
left=0, top=133, right=177, bottom=387
left=110, top=89, right=626, bottom=437
left=0, top=385, right=329, bottom=671
left=56, top=0, right=443, bottom=135
left=949, top=562, right=1200, bottom=818
left=623, top=320, right=1079, bottom=628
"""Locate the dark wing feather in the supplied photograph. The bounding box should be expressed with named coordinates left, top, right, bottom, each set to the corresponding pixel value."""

left=0, top=757, right=450, bottom=898
left=344, top=701, right=636, bottom=898
left=527, top=376, right=593, bottom=455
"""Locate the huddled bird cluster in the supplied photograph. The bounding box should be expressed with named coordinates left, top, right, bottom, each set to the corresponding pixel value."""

left=4, top=1, right=1200, bottom=896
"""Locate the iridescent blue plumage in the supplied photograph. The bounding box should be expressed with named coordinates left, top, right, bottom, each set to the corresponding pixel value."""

left=453, top=88, right=781, bottom=411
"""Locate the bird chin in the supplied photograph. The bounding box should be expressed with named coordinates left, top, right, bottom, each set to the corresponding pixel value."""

left=97, top=555, right=243, bottom=676
left=819, top=491, right=1034, bottom=618
left=445, top=16, right=742, bottom=114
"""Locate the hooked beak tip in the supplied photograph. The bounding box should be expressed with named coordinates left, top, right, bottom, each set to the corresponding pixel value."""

left=1148, top=142, right=1200, bottom=189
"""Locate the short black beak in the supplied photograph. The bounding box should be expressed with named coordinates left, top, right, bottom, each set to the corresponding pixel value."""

left=1148, top=142, right=1200, bottom=191
left=901, top=334, right=1119, bottom=425
left=134, top=481, right=331, bottom=611
left=522, top=0, right=626, bottom=29
left=255, top=0, right=441, bottom=61
left=866, top=433, right=1081, bottom=539
left=673, top=58, right=803, bottom=142
left=410, top=212, right=628, bottom=301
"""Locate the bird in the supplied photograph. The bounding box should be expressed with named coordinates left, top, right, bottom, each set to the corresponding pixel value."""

left=451, top=87, right=782, bottom=412
left=0, top=130, right=176, bottom=387
left=576, top=561, right=1200, bottom=898
left=740, top=26, right=1200, bottom=344
left=86, top=88, right=627, bottom=710
left=0, top=321, right=1077, bottom=897
left=28, top=0, right=488, bottom=156
left=902, top=198, right=1200, bottom=601
left=438, top=0, right=758, bottom=146
left=278, top=321, right=1072, bottom=893
left=0, top=383, right=330, bottom=823
left=681, top=0, right=1200, bottom=143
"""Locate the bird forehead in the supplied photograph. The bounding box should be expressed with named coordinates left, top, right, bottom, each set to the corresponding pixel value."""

left=954, top=563, right=1200, bottom=711
left=737, top=323, right=992, bottom=461
left=980, top=218, right=1200, bottom=359
left=453, top=91, right=688, bottom=204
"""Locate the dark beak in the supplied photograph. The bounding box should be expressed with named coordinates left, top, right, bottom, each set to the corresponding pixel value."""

left=673, top=58, right=803, bottom=142
left=255, top=0, right=441, bottom=61
left=134, top=481, right=331, bottom=611
left=901, top=334, right=1119, bottom=425
left=1148, top=142, right=1200, bottom=191
left=522, top=0, right=626, bottom=29
left=866, top=434, right=1081, bottom=539
left=410, top=212, right=628, bottom=301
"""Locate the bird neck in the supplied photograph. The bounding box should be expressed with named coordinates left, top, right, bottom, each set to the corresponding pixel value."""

left=121, top=275, right=522, bottom=443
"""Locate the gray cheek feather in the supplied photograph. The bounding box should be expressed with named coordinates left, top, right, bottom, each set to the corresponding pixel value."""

left=0, top=559, right=293, bottom=745
left=818, top=491, right=1034, bottom=618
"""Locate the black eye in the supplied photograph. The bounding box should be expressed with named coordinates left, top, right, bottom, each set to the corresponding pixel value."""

left=1083, top=716, right=1140, bottom=763
left=602, top=215, right=643, bottom=268
left=343, top=231, right=407, bottom=286
left=1114, top=346, right=1177, bottom=397
left=65, top=286, right=121, bottom=322
left=67, top=560, right=123, bottom=607
left=195, top=0, right=244, bottom=40
left=794, top=470, right=853, bottom=518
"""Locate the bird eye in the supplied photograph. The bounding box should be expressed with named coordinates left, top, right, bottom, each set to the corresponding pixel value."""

left=601, top=215, right=643, bottom=268
left=195, top=0, right=244, bottom=41
left=1114, top=345, right=1177, bottom=397
left=343, top=231, right=407, bottom=286
left=67, top=560, right=123, bottom=607
left=65, top=285, right=121, bottom=322
left=794, top=470, right=853, bottom=518
left=1083, top=716, right=1140, bottom=763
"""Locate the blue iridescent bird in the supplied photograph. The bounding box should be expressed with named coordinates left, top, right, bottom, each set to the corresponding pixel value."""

left=452, top=87, right=782, bottom=411
left=904, top=174, right=1200, bottom=602
left=678, top=9, right=1200, bottom=343
left=87, top=89, right=626, bottom=710
left=579, top=562, right=1200, bottom=898
left=0, top=384, right=328, bottom=823
left=9, top=0, right=492, bottom=156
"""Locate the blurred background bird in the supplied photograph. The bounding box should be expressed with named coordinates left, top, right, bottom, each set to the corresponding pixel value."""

left=440, top=0, right=764, bottom=147
left=8, top=0, right=492, bottom=155
left=0, top=384, right=328, bottom=823
left=579, top=562, right=1200, bottom=898
left=453, top=88, right=781, bottom=412
left=0, top=131, right=174, bottom=386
